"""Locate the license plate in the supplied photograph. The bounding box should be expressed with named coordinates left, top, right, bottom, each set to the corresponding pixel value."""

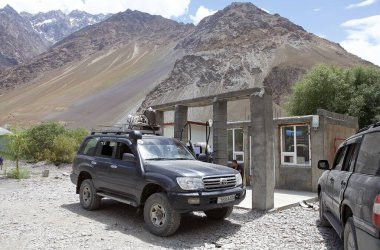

left=217, top=195, right=235, bottom=204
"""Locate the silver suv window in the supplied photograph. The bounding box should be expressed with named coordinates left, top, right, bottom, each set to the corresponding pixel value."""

left=355, top=132, right=380, bottom=175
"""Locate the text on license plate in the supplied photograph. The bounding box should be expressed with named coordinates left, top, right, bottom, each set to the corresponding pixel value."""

left=217, top=195, right=235, bottom=204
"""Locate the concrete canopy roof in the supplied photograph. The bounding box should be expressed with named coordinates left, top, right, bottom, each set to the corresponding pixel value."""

left=151, top=87, right=271, bottom=111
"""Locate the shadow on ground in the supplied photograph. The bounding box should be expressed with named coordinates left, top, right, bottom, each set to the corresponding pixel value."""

left=316, top=219, right=344, bottom=250
left=62, top=199, right=245, bottom=248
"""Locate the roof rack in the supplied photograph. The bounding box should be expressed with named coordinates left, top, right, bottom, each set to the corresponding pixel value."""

left=91, top=124, right=161, bottom=136
left=90, top=129, right=160, bottom=136
left=356, top=121, right=380, bottom=134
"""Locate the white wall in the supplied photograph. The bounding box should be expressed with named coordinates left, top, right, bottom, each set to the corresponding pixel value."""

left=163, top=124, right=213, bottom=147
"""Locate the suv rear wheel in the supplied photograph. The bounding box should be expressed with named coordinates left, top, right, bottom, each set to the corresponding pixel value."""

left=79, top=179, right=101, bottom=211
left=344, top=218, right=358, bottom=250
left=143, top=193, right=181, bottom=236
left=204, top=206, right=233, bottom=220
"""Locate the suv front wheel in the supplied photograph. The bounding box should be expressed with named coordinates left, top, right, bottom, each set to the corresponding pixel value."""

left=143, top=192, right=181, bottom=237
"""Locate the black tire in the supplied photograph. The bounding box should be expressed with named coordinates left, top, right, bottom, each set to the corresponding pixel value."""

left=79, top=179, right=101, bottom=211
left=344, top=218, right=358, bottom=250
left=143, top=193, right=181, bottom=237
left=204, top=206, right=233, bottom=220
left=319, top=193, right=330, bottom=227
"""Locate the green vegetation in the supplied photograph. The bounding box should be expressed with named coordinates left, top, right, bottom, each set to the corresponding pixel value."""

left=287, top=65, right=380, bottom=128
left=1, top=128, right=30, bottom=179
left=6, top=167, right=30, bottom=179
left=25, top=122, right=67, bottom=162
left=2, top=128, right=29, bottom=170
left=0, top=123, right=89, bottom=171
left=25, top=122, right=89, bottom=164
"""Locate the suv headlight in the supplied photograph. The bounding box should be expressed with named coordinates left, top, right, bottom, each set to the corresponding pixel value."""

left=235, top=173, right=242, bottom=186
left=176, top=177, right=204, bottom=190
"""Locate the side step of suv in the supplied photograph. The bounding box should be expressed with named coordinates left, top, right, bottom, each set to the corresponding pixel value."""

left=325, top=211, right=343, bottom=238
left=97, top=192, right=138, bottom=207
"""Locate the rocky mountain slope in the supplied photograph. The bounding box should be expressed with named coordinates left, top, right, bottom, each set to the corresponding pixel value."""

left=0, top=2, right=372, bottom=127
left=140, top=2, right=370, bottom=111
left=21, top=10, right=111, bottom=43
left=0, top=5, right=50, bottom=69
left=0, top=9, right=193, bottom=127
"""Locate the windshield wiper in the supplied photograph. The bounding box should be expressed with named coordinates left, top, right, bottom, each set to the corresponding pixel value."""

left=145, top=158, right=169, bottom=161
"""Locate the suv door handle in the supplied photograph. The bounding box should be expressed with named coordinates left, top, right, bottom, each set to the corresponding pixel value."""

left=341, top=180, right=347, bottom=186
left=91, top=161, right=97, bottom=165
left=110, top=165, right=118, bottom=169
left=330, top=178, right=335, bottom=183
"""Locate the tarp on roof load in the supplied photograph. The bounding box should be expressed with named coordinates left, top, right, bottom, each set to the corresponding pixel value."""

left=0, top=127, right=12, bottom=135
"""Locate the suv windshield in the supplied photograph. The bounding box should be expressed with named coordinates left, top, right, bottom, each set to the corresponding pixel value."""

left=138, top=138, right=195, bottom=161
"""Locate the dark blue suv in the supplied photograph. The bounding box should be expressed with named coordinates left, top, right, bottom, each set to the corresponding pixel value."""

left=70, top=130, right=246, bottom=236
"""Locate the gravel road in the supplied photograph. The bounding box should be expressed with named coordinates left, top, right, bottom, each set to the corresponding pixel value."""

left=0, top=164, right=343, bottom=249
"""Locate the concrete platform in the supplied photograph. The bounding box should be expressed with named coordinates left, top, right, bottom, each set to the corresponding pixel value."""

left=236, top=188, right=318, bottom=211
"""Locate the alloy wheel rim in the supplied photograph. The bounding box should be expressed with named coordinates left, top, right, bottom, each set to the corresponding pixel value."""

left=150, top=203, right=167, bottom=227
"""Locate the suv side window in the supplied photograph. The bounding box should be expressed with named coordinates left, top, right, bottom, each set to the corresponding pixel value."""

left=115, top=142, right=133, bottom=160
left=96, top=140, right=116, bottom=158
left=80, top=137, right=99, bottom=156
left=355, top=132, right=380, bottom=175
left=343, top=143, right=360, bottom=172
left=332, top=146, right=347, bottom=171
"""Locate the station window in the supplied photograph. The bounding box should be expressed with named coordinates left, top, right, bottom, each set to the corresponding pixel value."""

left=228, top=128, right=244, bottom=162
left=280, top=125, right=311, bottom=166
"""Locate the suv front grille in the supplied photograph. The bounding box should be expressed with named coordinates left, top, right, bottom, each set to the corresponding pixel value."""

left=203, top=175, right=236, bottom=190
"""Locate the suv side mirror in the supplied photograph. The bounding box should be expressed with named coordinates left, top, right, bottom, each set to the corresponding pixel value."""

left=197, top=154, right=207, bottom=162
left=318, top=160, right=330, bottom=170
left=123, top=153, right=136, bottom=162
left=129, top=130, right=142, bottom=141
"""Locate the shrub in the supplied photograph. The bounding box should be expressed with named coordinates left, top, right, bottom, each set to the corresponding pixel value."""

left=2, top=123, right=89, bottom=165
left=67, top=128, right=89, bottom=146
left=25, top=122, right=66, bottom=162
left=7, top=168, right=30, bottom=179
left=48, top=134, right=78, bottom=165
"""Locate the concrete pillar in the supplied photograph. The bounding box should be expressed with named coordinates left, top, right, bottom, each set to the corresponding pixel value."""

left=174, top=105, right=188, bottom=142
left=311, top=115, right=325, bottom=192
left=156, top=110, right=164, bottom=136
left=213, top=99, right=227, bottom=166
left=250, top=87, right=274, bottom=210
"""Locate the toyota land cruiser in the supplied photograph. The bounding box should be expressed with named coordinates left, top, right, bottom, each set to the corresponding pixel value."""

left=70, top=129, right=246, bottom=236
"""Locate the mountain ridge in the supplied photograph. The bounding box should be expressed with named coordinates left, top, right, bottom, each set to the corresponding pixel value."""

left=20, top=9, right=111, bottom=43
left=0, top=5, right=50, bottom=69
left=0, top=2, right=373, bottom=127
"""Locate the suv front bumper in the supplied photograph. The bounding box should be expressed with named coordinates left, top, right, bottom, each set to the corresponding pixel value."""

left=168, top=186, right=246, bottom=212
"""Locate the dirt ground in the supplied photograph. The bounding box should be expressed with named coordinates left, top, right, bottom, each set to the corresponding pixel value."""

left=0, top=163, right=343, bottom=249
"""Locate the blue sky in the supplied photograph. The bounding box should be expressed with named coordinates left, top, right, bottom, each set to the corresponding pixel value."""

left=1, top=0, right=379, bottom=65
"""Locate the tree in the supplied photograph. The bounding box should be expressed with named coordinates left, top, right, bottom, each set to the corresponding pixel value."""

left=286, top=64, right=380, bottom=128
left=3, top=129, right=29, bottom=170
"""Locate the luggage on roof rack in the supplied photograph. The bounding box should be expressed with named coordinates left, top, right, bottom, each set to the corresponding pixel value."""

left=91, top=108, right=162, bottom=136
